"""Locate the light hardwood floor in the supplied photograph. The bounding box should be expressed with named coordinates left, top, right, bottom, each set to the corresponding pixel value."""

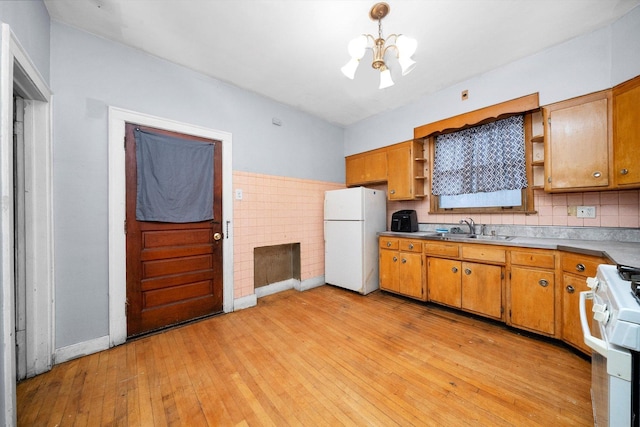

left=17, top=285, right=593, bottom=426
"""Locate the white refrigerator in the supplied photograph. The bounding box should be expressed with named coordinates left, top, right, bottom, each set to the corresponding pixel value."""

left=324, top=187, right=387, bottom=295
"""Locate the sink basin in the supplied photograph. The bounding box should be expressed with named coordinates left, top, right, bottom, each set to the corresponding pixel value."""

left=423, top=232, right=515, bottom=242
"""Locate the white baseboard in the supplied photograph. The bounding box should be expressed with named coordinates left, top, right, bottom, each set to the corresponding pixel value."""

left=297, top=275, right=325, bottom=291
left=233, top=293, right=257, bottom=311
left=54, top=335, right=110, bottom=364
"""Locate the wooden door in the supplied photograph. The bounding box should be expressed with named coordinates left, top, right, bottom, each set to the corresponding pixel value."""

left=386, top=143, right=412, bottom=200
left=509, top=266, right=555, bottom=335
left=544, top=91, right=611, bottom=191
left=427, top=257, right=461, bottom=308
left=379, top=249, right=400, bottom=293
left=461, top=262, right=503, bottom=320
left=562, top=273, right=593, bottom=354
left=125, top=123, right=223, bottom=337
left=613, top=75, right=640, bottom=187
left=399, top=252, right=423, bottom=299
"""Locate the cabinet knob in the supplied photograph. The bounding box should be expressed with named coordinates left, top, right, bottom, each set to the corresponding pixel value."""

left=392, top=256, right=398, bottom=262
left=621, top=168, right=629, bottom=175
left=566, top=285, right=575, bottom=294
left=408, top=243, right=414, bottom=250
left=451, top=267, right=458, bottom=273
left=464, top=268, right=472, bottom=275
left=575, top=263, right=585, bottom=272
left=390, top=189, right=396, bottom=194
left=401, top=258, right=407, bottom=264
left=386, top=241, right=392, bottom=247
left=592, top=171, right=601, bottom=178
left=538, top=279, right=549, bottom=287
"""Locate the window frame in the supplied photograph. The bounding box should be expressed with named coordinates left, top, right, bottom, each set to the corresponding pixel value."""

left=414, top=94, right=540, bottom=215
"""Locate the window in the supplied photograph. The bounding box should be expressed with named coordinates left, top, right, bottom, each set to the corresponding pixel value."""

left=432, top=114, right=528, bottom=211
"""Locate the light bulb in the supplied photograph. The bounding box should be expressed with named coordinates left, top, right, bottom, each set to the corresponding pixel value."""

left=379, top=66, right=394, bottom=89
left=398, top=56, right=416, bottom=75
left=341, top=58, right=360, bottom=79
left=396, top=35, right=417, bottom=58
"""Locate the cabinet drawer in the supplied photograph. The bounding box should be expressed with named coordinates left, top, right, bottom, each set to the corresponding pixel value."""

left=424, top=242, right=459, bottom=258
left=462, top=245, right=506, bottom=264
left=379, top=238, right=399, bottom=250
left=562, top=253, right=606, bottom=277
left=399, top=239, right=422, bottom=252
left=511, top=250, right=555, bottom=269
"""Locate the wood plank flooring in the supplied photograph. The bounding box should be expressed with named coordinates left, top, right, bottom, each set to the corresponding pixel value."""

left=17, top=285, right=593, bottom=426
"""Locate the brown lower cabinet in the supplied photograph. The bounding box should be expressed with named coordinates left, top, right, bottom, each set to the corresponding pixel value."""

left=427, top=257, right=503, bottom=320
left=379, top=236, right=612, bottom=355
left=379, top=237, right=425, bottom=300
left=561, top=253, right=608, bottom=354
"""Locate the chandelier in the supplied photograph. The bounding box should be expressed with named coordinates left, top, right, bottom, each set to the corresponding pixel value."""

left=341, top=2, right=417, bottom=89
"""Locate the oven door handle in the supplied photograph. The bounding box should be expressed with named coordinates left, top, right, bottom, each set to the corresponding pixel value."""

left=579, top=290, right=608, bottom=357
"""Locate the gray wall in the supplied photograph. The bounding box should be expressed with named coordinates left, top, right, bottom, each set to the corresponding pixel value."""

left=0, top=0, right=50, bottom=83
left=344, top=6, right=640, bottom=155
left=50, top=22, right=345, bottom=348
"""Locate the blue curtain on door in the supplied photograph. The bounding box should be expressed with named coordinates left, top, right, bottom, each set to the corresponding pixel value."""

left=135, top=128, right=214, bottom=222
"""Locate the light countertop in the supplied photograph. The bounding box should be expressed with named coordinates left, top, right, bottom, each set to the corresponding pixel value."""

left=378, top=231, right=640, bottom=269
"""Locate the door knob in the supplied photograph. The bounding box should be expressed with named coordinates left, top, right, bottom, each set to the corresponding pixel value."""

left=213, top=232, right=223, bottom=241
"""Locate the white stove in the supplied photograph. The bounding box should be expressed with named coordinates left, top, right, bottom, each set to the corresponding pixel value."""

left=581, top=264, right=640, bottom=426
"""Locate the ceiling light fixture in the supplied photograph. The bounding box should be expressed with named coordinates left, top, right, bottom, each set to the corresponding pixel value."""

left=341, top=2, right=417, bottom=89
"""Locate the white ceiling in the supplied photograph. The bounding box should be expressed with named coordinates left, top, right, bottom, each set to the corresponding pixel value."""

left=43, top=0, right=640, bottom=127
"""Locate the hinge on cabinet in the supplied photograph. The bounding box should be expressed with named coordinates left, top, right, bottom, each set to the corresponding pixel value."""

left=124, top=219, right=127, bottom=234
left=501, top=272, right=504, bottom=280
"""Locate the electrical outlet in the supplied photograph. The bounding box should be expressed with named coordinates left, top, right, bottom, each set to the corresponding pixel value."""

left=235, top=189, right=243, bottom=200
left=577, top=206, right=596, bottom=218
left=461, top=90, right=469, bottom=101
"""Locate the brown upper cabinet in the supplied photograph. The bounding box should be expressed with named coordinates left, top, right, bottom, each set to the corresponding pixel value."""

left=345, top=140, right=426, bottom=201
left=386, top=140, right=426, bottom=200
left=613, top=75, right=640, bottom=188
left=542, top=90, right=612, bottom=192
left=345, top=146, right=387, bottom=186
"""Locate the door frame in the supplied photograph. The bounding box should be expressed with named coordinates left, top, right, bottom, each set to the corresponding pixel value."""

left=1, top=22, right=54, bottom=425
left=108, top=107, right=234, bottom=347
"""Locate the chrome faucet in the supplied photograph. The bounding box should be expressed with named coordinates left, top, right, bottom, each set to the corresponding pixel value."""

left=459, top=217, right=476, bottom=235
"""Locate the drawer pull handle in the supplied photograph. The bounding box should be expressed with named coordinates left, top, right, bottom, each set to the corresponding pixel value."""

left=464, top=268, right=472, bottom=275
left=393, top=256, right=398, bottom=262
left=566, top=285, right=575, bottom=294
left=408, top=243, right=414, bottom=250
left=539, top=279, right=549, bottom=287
left=386, top=241, right=392, bottom=247
left=593, top=171, right=602, bottom=178
left=451, top=267, right=458, bottom=273
left=621, top=168, right=629, bottom=175
left=576, top=263, right=585, bottom=272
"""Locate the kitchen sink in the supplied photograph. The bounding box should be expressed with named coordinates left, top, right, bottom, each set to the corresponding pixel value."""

left=423, top=232, right=515, bottom=242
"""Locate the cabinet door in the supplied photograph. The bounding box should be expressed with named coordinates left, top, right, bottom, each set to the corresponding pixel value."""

left=613, top=75, right=640, bottom=187
left=427, top=258, right=461, bottom=308
left=379, top=250, right=400, bottom=293
left=544, top=91, right=611, bottom=191
left=345, top=156, right=366, bottom=186
left=562, top=273, right=593, bottom=354
left=509, top=266, right=555, bottom=335
left=387, top=144, right=413, bottom=200
left=345, top=150, right=387, bottom=186
left=399, top=252, right=423, bottom=299
left=461, top=262, right=502, bottom=320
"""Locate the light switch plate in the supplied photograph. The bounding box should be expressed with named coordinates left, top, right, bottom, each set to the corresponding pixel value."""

left=577, top=206, right=596, bottom=218
left=235, top=189, right=243, bottom=200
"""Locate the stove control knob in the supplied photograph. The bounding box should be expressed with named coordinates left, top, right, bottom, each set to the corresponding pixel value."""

left=586, top=277, right=599, bottom=291
left=592, top=303, right=610, bottom=324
